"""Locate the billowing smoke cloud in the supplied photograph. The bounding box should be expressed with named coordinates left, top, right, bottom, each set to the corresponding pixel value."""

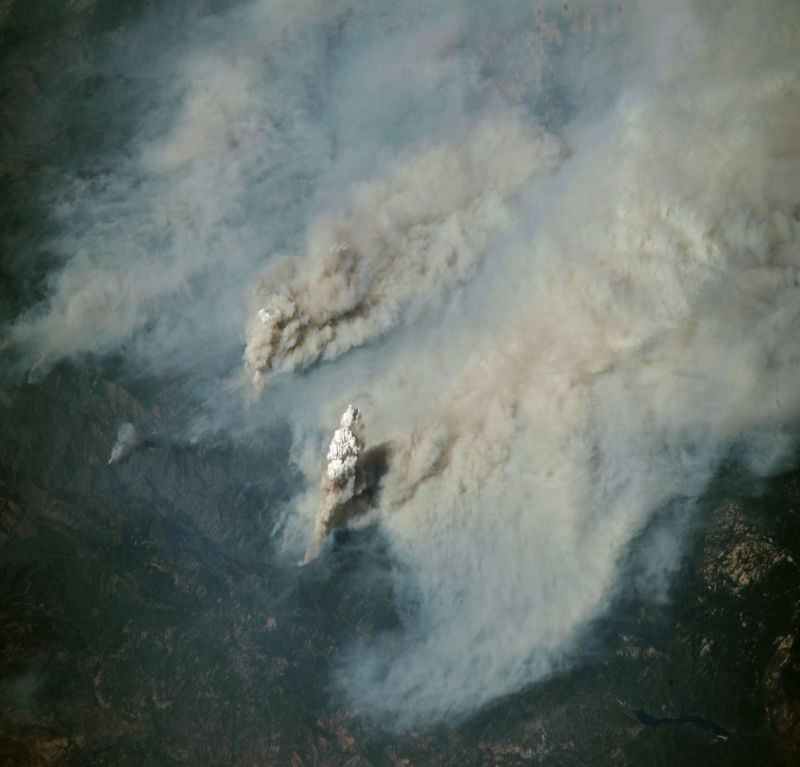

left=303, top=404, right=365, bottom=564
left=3, top=0, right=799, bottom=732
left=244, top=123, right=561, bottom=387
left=280, top=0, right=800, bottom=726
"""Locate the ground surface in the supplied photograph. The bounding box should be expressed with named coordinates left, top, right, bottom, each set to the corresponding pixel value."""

left=1, top=365, right=799, bottom=766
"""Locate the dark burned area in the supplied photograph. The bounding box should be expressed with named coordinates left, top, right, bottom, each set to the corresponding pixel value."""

left=1, top=363, right=799, bottom=766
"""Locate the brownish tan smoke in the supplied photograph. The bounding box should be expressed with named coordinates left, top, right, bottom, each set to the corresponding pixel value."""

left=244, top=122, right=562, bottom=390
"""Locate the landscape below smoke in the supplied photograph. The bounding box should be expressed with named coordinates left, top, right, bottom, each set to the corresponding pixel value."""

left=4, top=0, right=800, bottom=729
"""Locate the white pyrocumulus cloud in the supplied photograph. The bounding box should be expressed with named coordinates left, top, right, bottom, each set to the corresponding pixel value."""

left=302, top=404, right=366, bottom=565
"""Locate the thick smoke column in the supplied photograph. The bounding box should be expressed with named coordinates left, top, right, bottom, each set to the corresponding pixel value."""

left=302, top=404, right=366, bottom=564
left=244, top=123, right=561, bottom=388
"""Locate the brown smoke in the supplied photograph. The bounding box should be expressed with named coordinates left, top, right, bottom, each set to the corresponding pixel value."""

left=244, top=122, right=562, bottom=389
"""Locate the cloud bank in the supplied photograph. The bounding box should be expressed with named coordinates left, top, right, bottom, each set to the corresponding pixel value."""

left=3, top=0, right=800, bottom=729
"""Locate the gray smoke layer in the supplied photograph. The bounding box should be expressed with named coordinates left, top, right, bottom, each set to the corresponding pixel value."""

left=3, top=0, right=799, bottom=730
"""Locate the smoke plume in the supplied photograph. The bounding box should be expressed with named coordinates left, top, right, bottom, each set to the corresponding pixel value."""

left=244, top=123, right=561, bottom=388
left=3, top=0, right=799, bottom=731
left=107, top=422, right=137, bottom=465
left=303, top=404, right=366, bottom=564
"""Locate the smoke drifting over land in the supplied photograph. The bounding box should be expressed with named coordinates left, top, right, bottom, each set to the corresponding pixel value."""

left=244, top=123, right=561, bottom=387
left=4, top=0, right=800, bottom=729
